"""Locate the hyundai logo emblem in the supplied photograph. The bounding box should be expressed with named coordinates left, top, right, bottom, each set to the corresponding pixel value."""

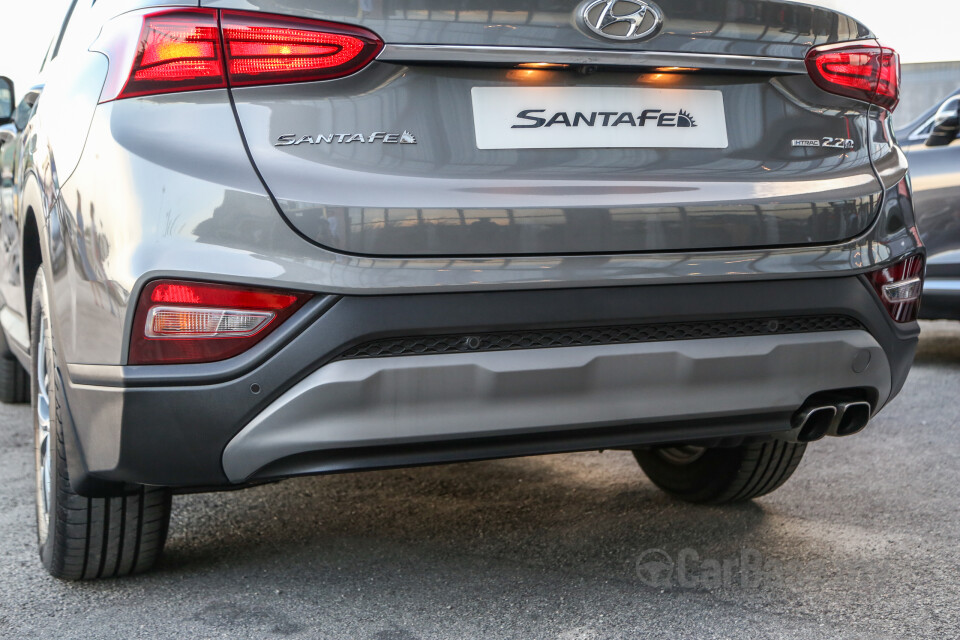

left=578, top=0, right=663, bottom=42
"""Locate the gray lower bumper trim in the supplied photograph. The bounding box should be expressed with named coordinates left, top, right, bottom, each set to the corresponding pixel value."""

left=222, top=330, right=890, bottom=483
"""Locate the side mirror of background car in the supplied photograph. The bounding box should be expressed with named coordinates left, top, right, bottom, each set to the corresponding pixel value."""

left=925, top=101, right=960, bottom=147
left=0, top=77, right=14, bottom=125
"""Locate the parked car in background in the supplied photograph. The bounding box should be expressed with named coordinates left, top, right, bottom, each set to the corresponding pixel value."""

left=897, top=89, right=960, bottom=319
left=0, top=0, right=925, bottom=581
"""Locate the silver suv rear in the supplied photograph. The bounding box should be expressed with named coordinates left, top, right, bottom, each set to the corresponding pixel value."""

left=0, top=0, right=923, bottom=579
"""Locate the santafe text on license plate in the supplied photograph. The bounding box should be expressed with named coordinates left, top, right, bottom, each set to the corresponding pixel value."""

left=471, top=86, right=729, bottom=150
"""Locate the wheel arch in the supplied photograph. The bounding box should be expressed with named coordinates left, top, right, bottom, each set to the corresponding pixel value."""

left=17, top=169, right=50, bottom=326
left=22, top=204, right=42, bottom=328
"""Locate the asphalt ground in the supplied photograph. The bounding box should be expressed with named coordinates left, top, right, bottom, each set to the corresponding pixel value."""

left=1, top=322, right=959, bottom=639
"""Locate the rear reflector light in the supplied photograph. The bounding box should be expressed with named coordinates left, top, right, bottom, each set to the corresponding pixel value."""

left=149, top=281, right=299, bottom=308
left=101, top=9, right=383, bottom=102
left=867, top=255, right=925, bottom=323
left=130, top=280, right=311, bottom=365
left=806, top=41, right=900, bottom=111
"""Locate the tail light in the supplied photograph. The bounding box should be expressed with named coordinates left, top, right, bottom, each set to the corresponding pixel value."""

left=220, top=11, right=382, bottom=87
left=805, top=41, right=900, bottom=111
left=867, top=255, right=925, bottom=323
left=98, top=9, right=383, bottom=102
left=116, top=10, right=226, bottom=100
left=129, top=280, right=311, bottom=365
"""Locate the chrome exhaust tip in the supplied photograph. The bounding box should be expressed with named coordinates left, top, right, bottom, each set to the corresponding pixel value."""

left=832, top=401, right=873, bottom=437
left=793, top=406, right=837, bottom=443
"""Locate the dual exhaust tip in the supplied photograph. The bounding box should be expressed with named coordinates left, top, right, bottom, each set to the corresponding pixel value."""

left=792, top=400, right=873, bottom=443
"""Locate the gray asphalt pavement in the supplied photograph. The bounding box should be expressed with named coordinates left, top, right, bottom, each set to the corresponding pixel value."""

left=2, top=322, right=959, bottom=639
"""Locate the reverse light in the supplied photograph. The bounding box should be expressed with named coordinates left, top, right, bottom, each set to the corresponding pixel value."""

left=806, top=41, right=900, bottom=111
left=867, top=255, right=925, bottom=323
left=880, top=278, right=922, bottom=304
left=145, top=307, right=276, bottom=338
left=99, top=9, right=383, bottom=102
left=129, top=280, right=311, bottom=365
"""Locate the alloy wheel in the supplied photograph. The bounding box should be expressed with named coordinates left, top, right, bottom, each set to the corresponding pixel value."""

left=34, top=307, right=53, bottom=544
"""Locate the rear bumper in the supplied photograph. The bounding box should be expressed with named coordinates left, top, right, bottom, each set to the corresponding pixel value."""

left=61, top=275, right=918, bottom=492
left=222, top=330, right=889, bottom=483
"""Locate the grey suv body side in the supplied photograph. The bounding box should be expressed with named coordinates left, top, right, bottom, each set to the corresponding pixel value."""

left=0, top=0, right=922, bottom=570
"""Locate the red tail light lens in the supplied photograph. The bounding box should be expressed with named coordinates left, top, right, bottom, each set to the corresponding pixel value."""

left=221, top=11, right=383, bottom=87
left=867, top=254, right=925, bottom=323
left=117, top=10, right=226, bottom=100
left=806, top=41, right=900, bottom=111
left=129, top=280, right=311, bottom=365
left=100, top=9, right=383, bottom=102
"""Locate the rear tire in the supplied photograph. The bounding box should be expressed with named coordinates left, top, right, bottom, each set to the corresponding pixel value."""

left=633, top=440, right=807, bottom=504
left=0, top=353, right=29, bottom=403
left=31, top=266, right=172, bottom=580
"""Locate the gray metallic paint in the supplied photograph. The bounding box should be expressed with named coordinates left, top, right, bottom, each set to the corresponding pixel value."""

left=235, top=68, right=886, bottom=257
left=53, top=84, right=921, bottom=366
left=55, top=86, right=920, bottom=366
left=0, top=0, right=201, bottom=358
left=0, top=0, right=917, bottom=368
left=222, top=329, right=891, bottom=483
left=0, top=0, right=925, bottom=490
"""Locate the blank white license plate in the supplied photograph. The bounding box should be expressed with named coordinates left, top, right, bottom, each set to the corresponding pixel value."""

left=471, top=86, right=728, bottom=150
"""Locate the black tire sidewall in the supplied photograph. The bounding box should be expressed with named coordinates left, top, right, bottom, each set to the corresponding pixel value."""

left=634, top=447, right=743, bottom=503
left=28, top=266, right=173, bottom=580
